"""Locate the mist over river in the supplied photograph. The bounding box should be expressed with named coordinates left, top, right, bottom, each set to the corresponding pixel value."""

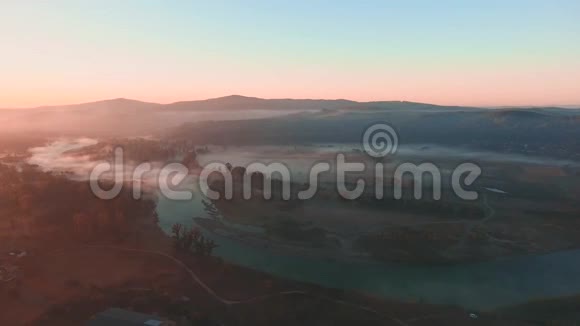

left=29, top=139, right=580, bottom=310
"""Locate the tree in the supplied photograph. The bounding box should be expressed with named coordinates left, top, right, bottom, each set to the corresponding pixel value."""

left=18, top=192, right=32, bottom=210
left=73, top=213, right=91, bottom=236
left=96, top=212, right=110, bottom=232
left=182, top=151, right=199, bottom=169
left=202, top=238, right=218, bottom=256
left=181, top=227, right=202, bottom=251
left=249, top=172, right=265, bottom=191
left=231, top=166, right=246, bottom=180
left=171, top=225, right=217, bottom=256
left=190, top=226, right=202, bottom=241
left=171, top=223, right=183, bottom=240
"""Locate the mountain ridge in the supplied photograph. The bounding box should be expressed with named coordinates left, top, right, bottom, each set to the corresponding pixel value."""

left=2, top=95, right=579, bottom=111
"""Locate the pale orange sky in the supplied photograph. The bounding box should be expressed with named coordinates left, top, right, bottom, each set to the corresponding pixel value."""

left=1, top=1, right=579, bottom=108
left=2, top=66, right=578, bottom=108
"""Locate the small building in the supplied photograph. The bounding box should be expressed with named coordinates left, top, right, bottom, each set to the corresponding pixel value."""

left=86, top=308, right=176, bottom=326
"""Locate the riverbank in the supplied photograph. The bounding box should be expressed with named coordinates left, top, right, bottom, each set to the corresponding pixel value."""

left=1, top=210, right=527, bottom=325
left=17, top=138, right=580, bottom=322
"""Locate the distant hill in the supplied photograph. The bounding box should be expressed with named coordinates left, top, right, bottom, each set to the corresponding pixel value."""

left=164, top=95, right=483, bottom=112
left=0, top=95, right=477, bottom=136
left=33, top=98, right=163, bottom=114
left=164, top=95, right=359, bottom=111
left=2, top=95, right=479, bottom=112
left=1, top=96, right=580, bottom=154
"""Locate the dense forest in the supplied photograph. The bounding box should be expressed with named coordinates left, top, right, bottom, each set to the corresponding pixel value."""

left=0, top=163, right=157, bottom=244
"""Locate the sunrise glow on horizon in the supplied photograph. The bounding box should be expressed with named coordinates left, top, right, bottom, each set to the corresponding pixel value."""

left=1, top=1, right=579, bottom=108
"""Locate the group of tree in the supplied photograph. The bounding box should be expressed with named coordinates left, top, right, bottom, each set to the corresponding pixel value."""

left=171, top=223, right=218, bottom=256
left=207, top=163, right=269, bottom=197
left=0, top=163, right=157, bottom=242
left=69, top=138, right=183, bottom=163
left=181, top=151, right=199, bottom=169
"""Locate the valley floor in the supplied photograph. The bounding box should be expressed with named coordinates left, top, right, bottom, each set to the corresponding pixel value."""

left=0, top=215, right=534, bottom=326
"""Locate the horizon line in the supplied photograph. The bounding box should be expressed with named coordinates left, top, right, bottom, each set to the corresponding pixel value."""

left=1, top=95, right=579, bottom=110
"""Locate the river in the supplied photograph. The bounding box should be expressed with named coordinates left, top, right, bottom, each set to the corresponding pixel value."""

left=154, top=181, right=580, bottom=311
left=29, top=139, right=580, bottom=311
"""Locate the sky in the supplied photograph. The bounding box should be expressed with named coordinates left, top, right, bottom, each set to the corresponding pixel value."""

left=0, top=0, right=579, bottom=108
